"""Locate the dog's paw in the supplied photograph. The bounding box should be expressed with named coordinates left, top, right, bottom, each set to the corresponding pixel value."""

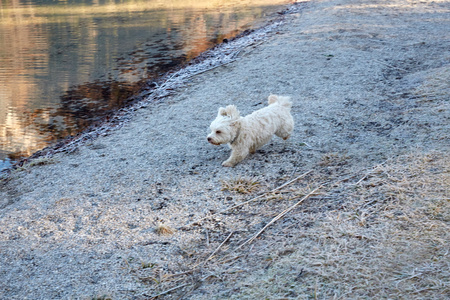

left=222, top=160, right=235, bottom=167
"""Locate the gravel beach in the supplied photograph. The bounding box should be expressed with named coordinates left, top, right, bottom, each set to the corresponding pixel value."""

left=1, top=0, right=449, bottom=299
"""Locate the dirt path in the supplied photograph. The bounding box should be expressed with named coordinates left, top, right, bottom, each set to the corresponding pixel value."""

left=1, top=0, right=449, bottom=299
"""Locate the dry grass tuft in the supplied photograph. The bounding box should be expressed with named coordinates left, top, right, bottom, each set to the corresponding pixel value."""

left=318, top=152, right=350, bottom=167
left=221, top=176, right=261, bottom=194
left=155, top=222, right=176, bottom=235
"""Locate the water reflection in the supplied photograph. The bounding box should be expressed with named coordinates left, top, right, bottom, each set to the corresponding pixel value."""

left=0, top=0, right=289, bottom=170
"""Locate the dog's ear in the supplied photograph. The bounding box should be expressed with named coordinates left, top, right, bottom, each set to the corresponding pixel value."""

left=268, top=94, right=278, bottom=105
left=218, top=105, right=240, bottom=119
left=218, top=107, right=227, bottom=117
left=224, top=105, right=240, bottom=119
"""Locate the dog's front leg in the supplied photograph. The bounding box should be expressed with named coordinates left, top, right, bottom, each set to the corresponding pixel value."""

left=222, top=148, right=248, bottom=167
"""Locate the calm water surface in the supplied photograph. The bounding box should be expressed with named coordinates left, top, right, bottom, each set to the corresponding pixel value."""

left=0, top=0, right=290, bottom=171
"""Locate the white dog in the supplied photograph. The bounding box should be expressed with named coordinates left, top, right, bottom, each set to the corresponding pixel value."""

left=207, top=95, right=294, bottom=167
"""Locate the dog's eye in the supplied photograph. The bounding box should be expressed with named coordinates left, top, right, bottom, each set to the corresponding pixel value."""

left=216, top=130, right=221, bottom=134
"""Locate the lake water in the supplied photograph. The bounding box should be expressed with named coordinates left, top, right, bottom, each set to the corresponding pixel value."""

left=0, top=0, right=290, bottom=171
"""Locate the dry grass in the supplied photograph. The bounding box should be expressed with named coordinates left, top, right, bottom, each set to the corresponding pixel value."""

left=141, top=152, right=449, bottom=299
left=155, top=222, right=176, bottom=235
left=221, top=176, right=262, bottom=194
left=318, top=152, right=350, bottom=167
left=235, top=152, right=449, bottom=299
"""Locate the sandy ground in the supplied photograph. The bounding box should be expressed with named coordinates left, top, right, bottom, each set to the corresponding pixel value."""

left=1, top=0, right=449, bottom=299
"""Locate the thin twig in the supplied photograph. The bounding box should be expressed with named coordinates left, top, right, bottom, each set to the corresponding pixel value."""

left=184, top=170, right=312, bottom=227
left=217, top=255, right=244, bottom=265
left=175, top=274, right=215, bottom=300
left=164, top=269, right=197, bottom=279
left=150, top=283, right=189, bottom=299
left=234, top=185, right=323, bottom=251
left=202, top=231, right=234, bottom=265
left=353, top=159, right=390, bottom=186
left=374, top=59, right=408, bottom=72
left=205, top=229, right=210, bottom=247
left=174, top=231, right=234, bottom=281
left=224, top=170, right=313, bottom=211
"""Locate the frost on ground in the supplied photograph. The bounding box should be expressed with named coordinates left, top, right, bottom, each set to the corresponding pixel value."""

left=0, top=0, right=449, bottom=299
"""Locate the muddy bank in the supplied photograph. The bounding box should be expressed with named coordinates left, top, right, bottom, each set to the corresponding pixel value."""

left=0, top=0, right=449, bottom=299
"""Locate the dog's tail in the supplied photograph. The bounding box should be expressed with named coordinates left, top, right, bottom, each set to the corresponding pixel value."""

left=268, top=94, right=292, bottom=109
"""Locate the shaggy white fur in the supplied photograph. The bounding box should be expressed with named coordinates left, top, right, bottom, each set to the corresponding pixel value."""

left=207, top=95, right=294, bottom=167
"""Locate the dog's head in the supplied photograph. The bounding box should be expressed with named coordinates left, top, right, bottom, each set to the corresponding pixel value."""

left=207, top=105, right=240, bottom=145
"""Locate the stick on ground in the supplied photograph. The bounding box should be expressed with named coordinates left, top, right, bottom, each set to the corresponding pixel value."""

left=235, top=185, right=323, bottom=251
left=185, top=170, right=313, bottom=227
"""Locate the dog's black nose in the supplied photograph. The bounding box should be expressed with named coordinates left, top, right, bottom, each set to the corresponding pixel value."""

left=207, top=137, right=212, bottom=142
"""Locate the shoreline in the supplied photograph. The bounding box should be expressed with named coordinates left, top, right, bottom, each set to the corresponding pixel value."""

left=1, top=0, right=449, bottom=299
left=0, top=2, right=300, bottom=177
